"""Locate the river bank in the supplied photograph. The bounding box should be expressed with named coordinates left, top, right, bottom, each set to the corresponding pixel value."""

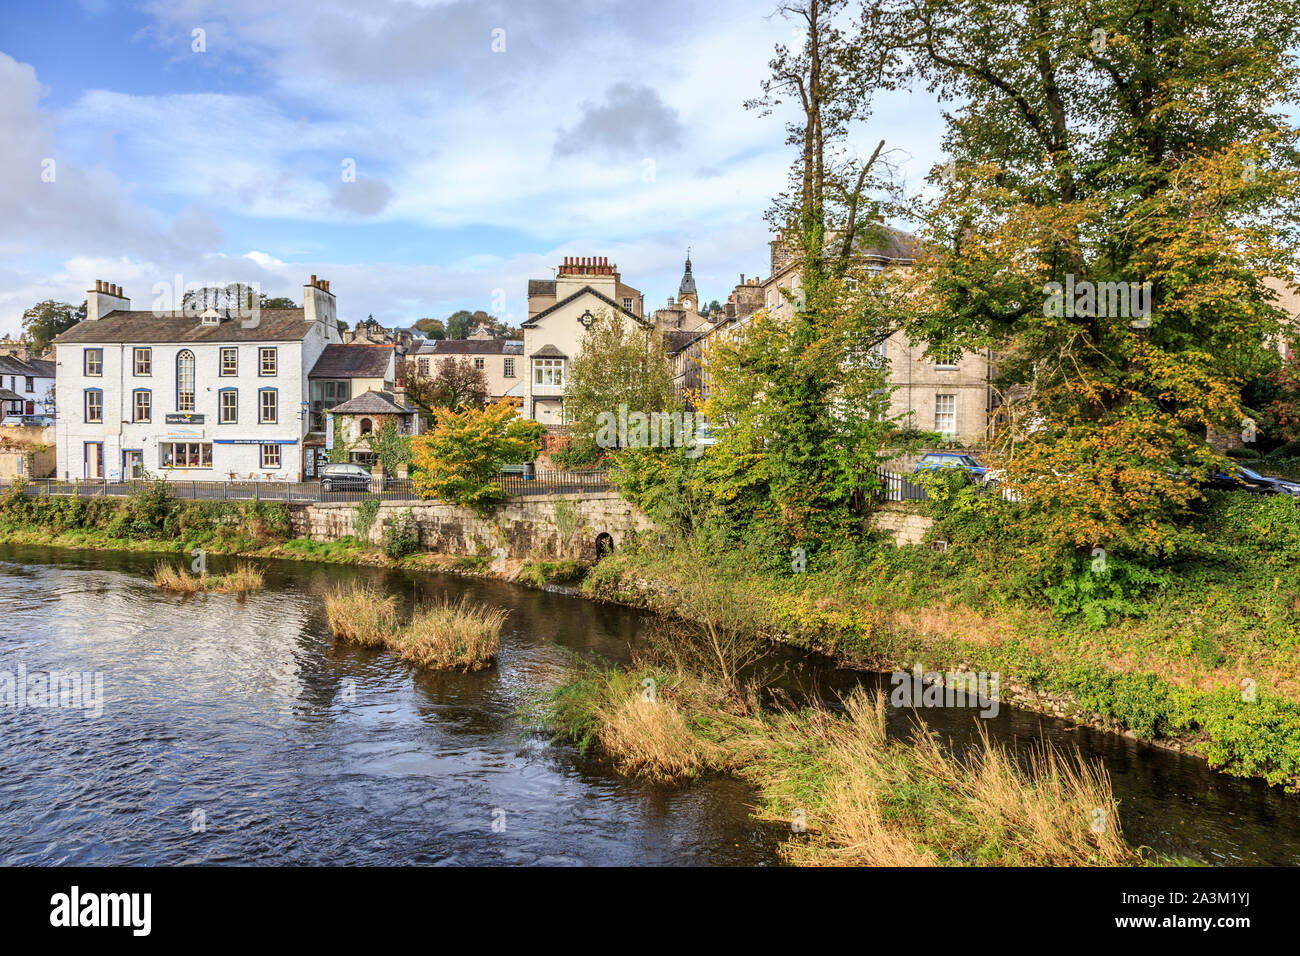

left=3, top=487, right=1298, bottom=794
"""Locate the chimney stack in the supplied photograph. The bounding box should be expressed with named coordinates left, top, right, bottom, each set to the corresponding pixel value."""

left=86, top=280, right=130, bottom=321
left=303, top=274, right=337, bottom=327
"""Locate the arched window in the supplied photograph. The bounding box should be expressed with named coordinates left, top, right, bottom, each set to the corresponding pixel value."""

left=176, top=350, right=195, bottom=412
left=359, top=418, right=373, bottom=435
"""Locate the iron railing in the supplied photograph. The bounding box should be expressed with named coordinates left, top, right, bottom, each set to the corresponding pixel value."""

left=0, top=468, right=613, bottom=504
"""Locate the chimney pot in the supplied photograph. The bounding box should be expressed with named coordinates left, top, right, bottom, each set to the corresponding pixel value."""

left=310, top=274, right=317, bottom=287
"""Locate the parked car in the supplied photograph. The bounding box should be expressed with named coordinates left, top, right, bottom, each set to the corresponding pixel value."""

left=318, top=463, right=377, bottom=493
left=1, top=414, right=54, bottom=427
left=1204, top=466, right=1300, bottom=497
left=913, top=452, right=988, bottom=480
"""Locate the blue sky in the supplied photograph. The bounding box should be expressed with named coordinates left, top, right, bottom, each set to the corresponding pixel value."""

left=0, top=0, right=945, bottom=334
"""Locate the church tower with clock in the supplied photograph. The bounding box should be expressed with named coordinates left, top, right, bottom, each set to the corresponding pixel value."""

left=677, top=249, right=698, bottom=314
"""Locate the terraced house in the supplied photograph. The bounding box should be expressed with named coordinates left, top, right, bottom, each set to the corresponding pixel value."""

left=53, top=276, right=343, bottom=481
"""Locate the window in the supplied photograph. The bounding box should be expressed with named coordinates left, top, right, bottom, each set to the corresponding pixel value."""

left=934, top=348, right=961, bottom=369
left=176, top=350, right=195, bottom=411
left=935, top=394, right=957, bottom=437
left=132, top=389, right=151, bottom=423
left=622, top=297, right=633, bottom=312
left=219, top=389, right=238, bottom=424
left=160, top=442, right=212, bottom=469
left=259, top=388, right=277, bottom=423
left=259, top=347, right=277, bottom=376
left=418, top=357, right=430, bottom=376
left=503, top=358, right=515, bottom=377
left=24, top=376, right=33, bottom=393
left=474, top=357, right=485, bottom=370
left=324, top=381, right=335, bottom=399
left=84, top=348, right=103, bottom=376
left=261, top=444, right=281, bottom=469
left=134, top=348, right=152, bottom=376
left=533, top=358, right=563, bottom=387
left=359, top=418, right=373, bottom=435
left=84, top=388, right=103, bottom=423
left=220, top=347, right=238, bottom=376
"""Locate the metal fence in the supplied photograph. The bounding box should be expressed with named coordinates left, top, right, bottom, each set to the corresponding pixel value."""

left=875, top=469, right=930, bottom=501
left=1, top=468, right=612, bottom=504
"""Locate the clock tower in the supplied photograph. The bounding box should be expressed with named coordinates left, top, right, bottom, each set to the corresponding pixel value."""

left=677, top=249, right=698, bottom=313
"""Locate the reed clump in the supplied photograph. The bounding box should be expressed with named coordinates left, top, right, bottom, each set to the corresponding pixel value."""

left=153, top=561, right=264, bottom=594
left=388, top=596, right=506, bottom=671
left=324, top=584, right=506, bottom=670
left=323, top=583, right=398, bottom=647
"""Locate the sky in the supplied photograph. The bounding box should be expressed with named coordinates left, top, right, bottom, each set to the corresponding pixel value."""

left=0, top=0, right=946, bottom=335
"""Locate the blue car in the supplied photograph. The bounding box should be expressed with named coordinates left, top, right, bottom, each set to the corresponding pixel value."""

left=913, top=452, right=988, bottom=480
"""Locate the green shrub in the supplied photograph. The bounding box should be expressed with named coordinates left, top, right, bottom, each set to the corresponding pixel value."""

left=353, top=498, right=381, bottom=541
left=383, top=508, right=419, bottom=559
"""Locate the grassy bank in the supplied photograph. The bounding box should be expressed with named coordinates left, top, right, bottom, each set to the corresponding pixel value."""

left=580, top=494, right=1300, bottom=792
left=535, top=661, right=1150, bottom=866
left=325, top=583, right=506, bottom=671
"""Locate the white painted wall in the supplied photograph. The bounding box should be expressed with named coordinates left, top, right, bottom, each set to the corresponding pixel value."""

left=55, top=318, right=339, bottom=480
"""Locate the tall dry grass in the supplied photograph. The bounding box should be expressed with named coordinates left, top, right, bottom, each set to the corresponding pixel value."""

left=324, top=583, right=398, bottom=647
left=389, top=596, right=506, bottom=671
left=324, top=585, right=506, bottom=670
left=753, top=690, right=1142, bottom=866
left=153, top=561, right=264, bottom=594
left=153, top=562, right=201, bottom=592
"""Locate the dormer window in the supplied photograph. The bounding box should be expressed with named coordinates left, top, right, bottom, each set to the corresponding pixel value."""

left=200, top=309, right=221, bottom=327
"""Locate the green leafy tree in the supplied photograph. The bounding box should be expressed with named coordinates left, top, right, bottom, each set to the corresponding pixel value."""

left=22, top=300, right=84, bottom=351
left=880, top=0, right=1300, bottom=558
left=561, top=310, right=677, bottom=464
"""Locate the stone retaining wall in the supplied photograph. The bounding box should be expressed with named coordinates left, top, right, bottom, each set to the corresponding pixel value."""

left=287, top=492, right=655, bottom=561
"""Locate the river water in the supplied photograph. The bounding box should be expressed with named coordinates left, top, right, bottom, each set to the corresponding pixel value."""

left=0, top=544, right=1296, bottom=866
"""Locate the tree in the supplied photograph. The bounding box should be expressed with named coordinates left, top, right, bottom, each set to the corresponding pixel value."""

left=884, top=0, right=1300, bottom=558
left=561, top=310, right=677, bottom=464
left=405, top=357, right=488, bottom=416
left=1264, top=352, right=1300, bottom=447
left=259, top=295, right=297, bottom=309
left=445, top=310, right=473, bottom=340
left=410, top=401, right=543, bottom=513
left=21, top=300, right=84, bottom=351
left=697, top=0, right=901, bottom=549
left=413, top=317, right=446, bottom=339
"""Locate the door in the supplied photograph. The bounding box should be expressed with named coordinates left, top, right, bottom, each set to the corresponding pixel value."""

left=124, top=450, right=143, bottom=479
left=84, top=443, right=104, bottom=479
left=24, top=401, right=33, bottom=415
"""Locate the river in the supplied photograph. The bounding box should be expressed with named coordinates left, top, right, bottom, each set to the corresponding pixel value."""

left=0, top=544, right=1296, bottom=866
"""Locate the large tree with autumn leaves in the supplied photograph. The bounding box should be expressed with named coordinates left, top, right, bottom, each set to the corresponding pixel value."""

left=879, top=0, right=1300, bottom=559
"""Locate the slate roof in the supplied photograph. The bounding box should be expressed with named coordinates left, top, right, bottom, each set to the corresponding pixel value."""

left=53, top=310, right=317, bottom=344
left=329, top=390, right=415, bottom=415
left=521, top=286, right=651, bottom=329
left=417, top=339, right=523, bottom=355
left=530, top=343, right=567, bottom=358
left=0, top=388, right=25, bottom=402
left=0, top=356, right=54, bottom=377
left=309, top=344, right=393, bottom=379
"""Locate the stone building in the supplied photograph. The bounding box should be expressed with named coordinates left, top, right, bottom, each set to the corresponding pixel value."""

left=523, top=256, right=651, bottom=427
left=410, top=331, right=525, bottom=405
